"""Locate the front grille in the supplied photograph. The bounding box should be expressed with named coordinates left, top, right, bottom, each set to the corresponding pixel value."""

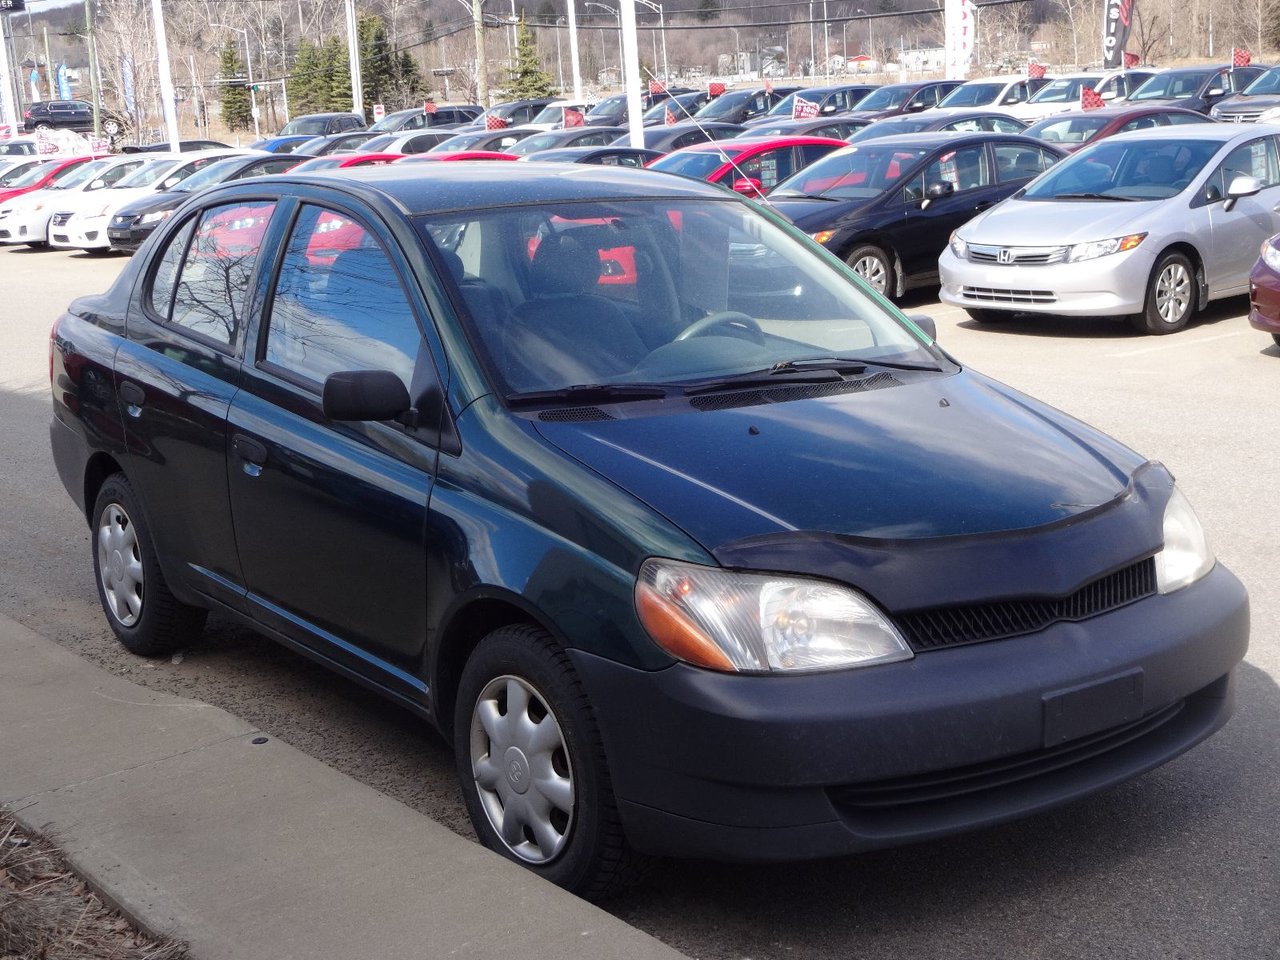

left=896, top=557, right=1157, bottom=652
left=51, top=213, right=72, bottom=227
left=52, top=234, right=69, bottom=243
left=1222, top=111, right=1264, bottom=122
left=537, top=406, right=614, bottom=422
left=828, top=698, right=1184, bottom=811
left=961, top=285, right=1056, bottom=304
left=968, top=244, right=1066, bottom=266
left=0, top=230, right=9, bottom=239
left=689, top=372, right=901, bottom=412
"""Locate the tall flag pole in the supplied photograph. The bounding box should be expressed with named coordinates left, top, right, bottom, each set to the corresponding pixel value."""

left=1102, top=0, right=1135, bottom=69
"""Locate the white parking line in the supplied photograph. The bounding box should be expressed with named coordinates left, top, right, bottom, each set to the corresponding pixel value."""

left=1106, top=331, right=1249, bottom=358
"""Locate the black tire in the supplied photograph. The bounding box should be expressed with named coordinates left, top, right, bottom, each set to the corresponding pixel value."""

left=25, top=241, right=47, bottom=249
left=1272, top=333, right=1280, bottom=348
left=454, top=624, right=644, bottom=899
left=102, top=117, right=122, bottom=136
left=1130, top=251, right=1195, bottom=335
left=845, top=244, right=894, bottom=299
left=965, top=307, right=1011, bottom=324
left=91, top=473, right=206, bottom=657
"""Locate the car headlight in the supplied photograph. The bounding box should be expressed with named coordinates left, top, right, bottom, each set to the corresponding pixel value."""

left=949, top=231, right=967, bottom=259
left=140, top=209, right=173, bottom=225
left=635, top=558, right=913, bottom=673
left=1261, top=237, right=1280, bottom=271
left=1066, top=233, right=1146, bottom=262
left=1154, top=486, right=1214, bottom=594
left=809, top=229, right=835, bottom=245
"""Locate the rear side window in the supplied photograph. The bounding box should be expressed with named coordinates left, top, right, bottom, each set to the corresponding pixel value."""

left=152, top=200, right=277, bottom=346
left=994, top=144, right=1055, bottom=182
left=262, top=204, right=422, bottom=389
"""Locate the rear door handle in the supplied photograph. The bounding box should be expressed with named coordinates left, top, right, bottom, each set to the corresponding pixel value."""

left=974, top=201, right=995, bottom=212
left=232, top=434, right=269, bottom=476
left=119, top=380, right=145, bottom=417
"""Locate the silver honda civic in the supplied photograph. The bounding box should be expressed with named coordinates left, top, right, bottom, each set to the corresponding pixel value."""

left=938, top=124, right=1280, bottom=334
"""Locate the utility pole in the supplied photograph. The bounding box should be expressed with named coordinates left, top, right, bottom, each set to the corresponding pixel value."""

left=344, top=0, right=363, bottom=115
left=0, top=12, right=15, bottom=134
left=567, top=0, right=582, bottom=101
left=148, top=0, right=180, bottom=151
left=42, top=26, right=53, bottom=98
left=472, top=0, right=487, bottom=106
left=84, top=0, right=101, bottom=136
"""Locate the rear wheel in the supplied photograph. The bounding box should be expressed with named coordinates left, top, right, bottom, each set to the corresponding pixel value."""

left=454, top=625, right=643, bottom=899
left=102, top=117, right=123, bottom=136
left=91, top=474, right=206, bottom=656
left=1272, top=333, right=1280, bottom=348
left=1130, top=252, right=1195, bottom=335
left=965, top=308, right=1011, bottom=324
left=845, top=244, right=894, bottom=299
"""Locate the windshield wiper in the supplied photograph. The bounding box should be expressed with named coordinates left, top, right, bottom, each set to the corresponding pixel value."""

left=1050, top=192, right=1136, bottom=201
left=684, top=356, right=939, bottom=395
left=770, top=190, right=841, bottom=201
left=506, top=383, right=669, bottom=408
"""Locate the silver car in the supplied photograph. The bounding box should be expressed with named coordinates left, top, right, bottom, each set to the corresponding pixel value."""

left=939, top=125, right=1280, bottom=333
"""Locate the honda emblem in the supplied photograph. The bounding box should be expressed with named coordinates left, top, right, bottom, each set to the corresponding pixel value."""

left=997, top=248, right=1014, bottom=264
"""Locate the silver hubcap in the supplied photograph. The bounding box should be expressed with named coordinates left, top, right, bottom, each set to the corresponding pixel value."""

left=469, top=675, right=574, bottom=864
left=852, top=254, right=888, bottom=293
left=1155, top=262, right=1192, bottom=325
left=97, top=502, right=143, bottom=627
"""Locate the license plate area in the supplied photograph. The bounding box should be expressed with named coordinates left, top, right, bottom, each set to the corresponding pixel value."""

left=1043, top=669, right=1144, bottom=747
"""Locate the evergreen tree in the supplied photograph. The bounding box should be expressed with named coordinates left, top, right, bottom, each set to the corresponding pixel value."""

left=219, top=39, right=253, bottom=132
left=358, top=14, right=397, bottom=115
left=506, top=16, right=556, bottom=99
left=289, top=39, right=324, bottom=115
left=320, top=36, right=353, bottom=112
left=695, top=0, right=721, bottom=23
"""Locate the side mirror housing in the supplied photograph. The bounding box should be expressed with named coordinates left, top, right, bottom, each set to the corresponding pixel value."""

left=89, top=179, right=106, bottom=190
left=731, top=176, right=765, bottom=198
left=322, top=369, right=411, bottom=422
left=906, top=313, right=937, bottom=341
left=1224, top=174, right=1263, bottom=211
left=920, top=180, right=954, bottom=209
left=1206, top=87, right=1226, bottom=98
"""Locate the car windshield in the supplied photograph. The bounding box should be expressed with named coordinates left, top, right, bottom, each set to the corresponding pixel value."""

left=762, top=92, right=807, bottom=118
left=771, top=144, right=928, bottom=199
left=510, top=132, right=562, bottom=154
left=697, top=91, right=753, bottom=118
left=847, top=118, right=930, bottom=142
left=1020, top=137, right=1222, bottom=200
left=50, top=159, right=110, bottom=189
left=855, top=85, right=914, bottom=111
left=589, top=95, right=626, bottom=118
left=172, top=157, right=244, bottom=192
left=0, top=160, right=52, bottom=187
left=0, top=142, right=37, bottom=156
left=1028, top=77, right=1102, bottom=103
left=531, top=105, right=568, bottom=124
left=938, top=82, right=1003, bottom=107
left=1130, top=71, right=1213, bottom=100
left=279, top=117, right=332, bottom=135
left=113, top=159, right=180, bottom=188
left=1243, top=68, right=1280, bottom=95
left=430, top=133, right=485, bottom=152
left=1025, top=114, right=1111, bottom=144
left=419, top=197, right=944, bottom=396
left=648, top=150, right=735, bottom=179
left=362, top=134, right=397, bottom=151
left=368, top=113, right=409, bottom=132
left=643, top=94, right=701, bottom=123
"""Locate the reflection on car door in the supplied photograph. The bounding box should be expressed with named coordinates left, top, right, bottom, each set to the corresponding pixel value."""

left=1203, top=136, right=1280, bottom=295
left=226, top=201, right=437, bottom=692
left=898, top=143, right=1003, bottom=282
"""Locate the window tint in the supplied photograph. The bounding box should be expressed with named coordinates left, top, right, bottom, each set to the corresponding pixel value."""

left=994, top=144, right=1052, bottom=182
left=149, top=218, right=196, bottom=319
left=167, top=200, right=276, bottom=345
left=738, top=147, right=796, bottom=190
left=264, top=205, right=421, bottom=389
left=924, top=145, right=990, bottom=192
left=1165, top=112, right=1209, bottom=126
left=987, top=116, right=1026, bottom=133
left=1207, top=137, right=1280, bottom=200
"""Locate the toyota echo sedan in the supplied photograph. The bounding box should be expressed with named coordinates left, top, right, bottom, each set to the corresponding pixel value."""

left=940, top=125, right=1280, bottom=333
left=769, top=132, right=1065, bottom=298
left=50, top=163, right=1248, bottom=898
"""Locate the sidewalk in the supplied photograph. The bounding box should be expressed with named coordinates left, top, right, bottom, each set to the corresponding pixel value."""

left=0, top=612, right=688, bottom=960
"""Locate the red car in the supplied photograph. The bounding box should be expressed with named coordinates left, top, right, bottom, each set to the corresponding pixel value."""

left=289, top=152, right=405, bottom=172
left=645, top=136, right=848, bottom=198
left=1249, top=234, right=1280, bottom=347
left=1022, top=105, right=1212, bottom=153
left=397, top=151, right=520, bottom=163
left=0, top=155, right=102, bottom=204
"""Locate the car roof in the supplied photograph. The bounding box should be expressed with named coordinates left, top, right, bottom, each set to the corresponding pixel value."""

left=1101, top=121, right=1280, bottom=143
left=844, top=130, right=1038, bottom=149
left=1028, top=104, right=1206, bottom=120
left=676, top=135, right=849, bottom=152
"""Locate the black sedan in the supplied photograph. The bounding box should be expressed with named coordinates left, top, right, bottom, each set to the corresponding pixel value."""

left=615, top=121, right=745, bottom=152
left=769, top=131, right=1065, bottom=298
left=291, top=131, right=380, bottom=156
left=505, top=126, right=628, bottom=155
left=641, top=91, right=711, bottom=125
left=107, top=153, right=311, bottom=251
left=841, top=79, right=964, bottom=120
left=1128, top=63, right=1268, bottom=114
left=519, top=145, right=664, bottom=166
left=849, top=110, right=1027, bottom=143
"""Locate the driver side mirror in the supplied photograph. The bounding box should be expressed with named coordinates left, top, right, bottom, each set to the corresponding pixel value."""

left=906, top=100, right=928, bottom=111
left=731, top=177, right=765, bottom=198
left=921, top=180, right=954, bottom=209
left=88, top=179, right=106, bottom=190
left=163, top=176, right=180, bottom=188
left=905, top=314, right=937, bottom=341
left=1206, top=87, right=1226, bottom=98
left=1001, top=94, right=1020, bottom=104
left=1100, top=89, right=1117, bottom=100
left=322, top=369, right=411, bottom=423
left=1224, top=174, right=1263, bottom=211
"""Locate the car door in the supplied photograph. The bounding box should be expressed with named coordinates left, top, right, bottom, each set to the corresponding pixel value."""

left=226, top=199, right=440, bottom=686
left=1201, top=135, right=1280, bottom=295
left=112, top=197, right=280, bottom=611
left=898, top=142, right=1001, bottom=281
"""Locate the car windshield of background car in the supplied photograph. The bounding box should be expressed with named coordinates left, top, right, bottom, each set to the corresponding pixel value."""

left=1130, top=71, right=1214, bottom=100
left=649, top=150, right=736, bottom=179
left=938, top=83, right=1002, bottom=107
left=280, top=117, right=331, bottom=135
left=1, top=160, right=53, bottom=187
left=47, top=159, right=110, bottom=190
left=531, top=105, right=569, bottom=124
left=697, top=91, right=753, bottom=118
left=1242, top=68, right=1280, bottom=95
left=418, top=197, right=944, bottom=398
left=848, top=118, right=931, bottom=142
left=773, top=144, right=928, bottom=199
left=113, top=159, right=185, bottom=189
left=1020, top=137, right=1222, bottom=200
left=1026, top=115, right=1111, bottom=144
left=171, top=157, right=245, bottom=192
left=589, top=94, right=626, bottom=118
left=1028, top=77, right=1102, bottom=103
left=854, top=86, right=913, bottom=111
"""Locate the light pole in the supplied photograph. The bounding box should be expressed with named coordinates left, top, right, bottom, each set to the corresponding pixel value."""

left=585, top=2, right=622, bottom=86
left=855, top=7, right=873, bottom=66
left=555, top=16, right=565, bottom=89
left=633, top=0, right=666, bottom=81
left=212, top=23, right=259, bottom=138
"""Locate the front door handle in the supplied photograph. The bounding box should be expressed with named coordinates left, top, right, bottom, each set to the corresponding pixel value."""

left=974, top=200, right=995, bottom=212
left=232, top=434, right=269, bottom=476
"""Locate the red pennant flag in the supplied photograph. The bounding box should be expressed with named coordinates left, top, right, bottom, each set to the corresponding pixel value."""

left=649, top=80, right=666, bottom=95
left=424, top=101, right=438, bottom=114
left=1122, top=51, right=1139, bottom=68
left=563, top=107, right=584, bottom=127
left=708, top=81, right=726, bottom=97
left=1080, top=87, right=1105, bottom=110
left=664, top=105, right=677, bottom=125
left=792, top=95, right=820, bottom=120
left=1233, top=47, right=1252, bottom=67
left=485, top=114, right=510, bottom=130
left=1026, top=61, right=1046, bottom=80
left=764, top=78, right=773, bottom=95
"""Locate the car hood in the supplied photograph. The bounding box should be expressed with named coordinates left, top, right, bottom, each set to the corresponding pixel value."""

left=116, top=190, right=184, bottom=217
left=767, top=196, right=877, bottom=231
left=957, top=195, right=1167, bottom=244
left=533, top=370, right=1144, bottom=550
left=1215, top=94, right=1280, bottom=112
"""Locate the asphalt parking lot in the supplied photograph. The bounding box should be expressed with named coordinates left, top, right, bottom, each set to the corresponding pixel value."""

left=2, top=242, right=1277, bottom=959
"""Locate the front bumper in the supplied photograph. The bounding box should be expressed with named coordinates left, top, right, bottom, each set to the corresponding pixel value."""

left=573, top=562, right=1247, bottom=861
left=106, top=221, right=153, bottom=251
left=1248, top=259, right=1280, bottom=335
left=939, top=245, right=1155, bottom=317
left=0, top=207, right=52, bottom=243
left=50, top=214, right=111, bottom=250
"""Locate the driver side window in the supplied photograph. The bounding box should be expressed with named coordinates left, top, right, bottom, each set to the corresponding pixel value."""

left=1205, top=138, right=1280, bottom=201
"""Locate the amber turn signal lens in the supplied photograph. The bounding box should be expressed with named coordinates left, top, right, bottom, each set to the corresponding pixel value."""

left=635, top=582, right=736, bottom=671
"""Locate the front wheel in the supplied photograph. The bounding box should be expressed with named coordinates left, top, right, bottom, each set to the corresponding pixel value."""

left=1130, top=252, right=1195, bottom=335
left=845, top=244, right=894, bottom=299
left=454, top=625, right=643, bottom=899
left=91, top=474, right=206, bottom=656
left=102, top=117, right=122, bottom=136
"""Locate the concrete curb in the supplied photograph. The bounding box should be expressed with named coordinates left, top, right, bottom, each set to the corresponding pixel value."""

left=0, top=612, right=688, bottom=960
